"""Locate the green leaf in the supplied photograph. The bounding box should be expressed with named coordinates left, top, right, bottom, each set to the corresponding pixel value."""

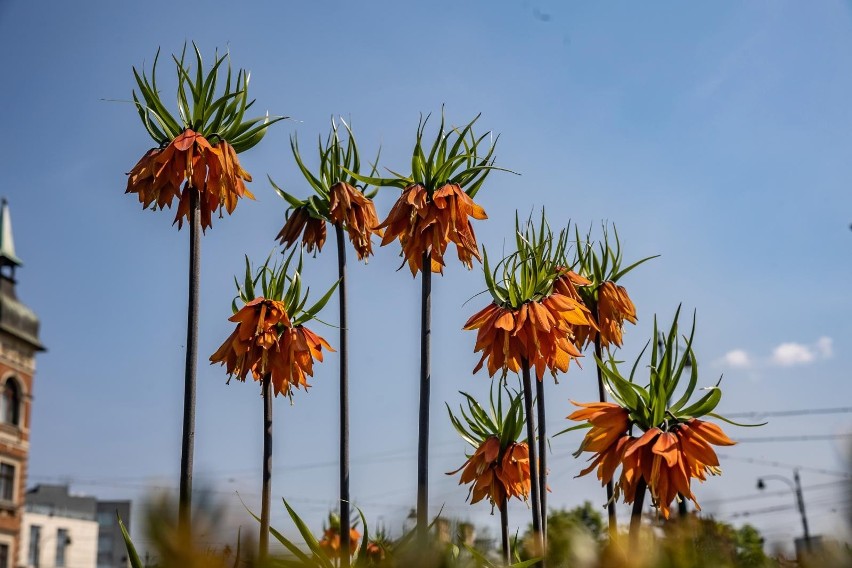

left=596, top=356, right=640, bottom=408
left=669, top=351, right=700, bottom=413
left=295, top=279, right=340, bottom=326
left=270, top=176, right=306, bottom=209
left=344, top=169, right=409, bottom=189
left=231, top=526, right=241, bottom=568
left=243, top=255, right=255, bottom=300
left=353, top=507, right=371, bottom=566
left=133, top=64, right=181, bottom=136
left=447, top=403, right=480, bottom=447
left=117, top=514, right=144, bottom=568
left=201, top=90, right=241, bottom=129
left=509, top=558, right=545, bottom=568
left=209, top=63, right=234, bottom=134
left=291, top=135, right=328, bottom=195
left=243, top=499, right=315, bottom=565
left=628, top=339, right=651, bottom=383
left=611, top=254, right=660, bottom=282
left=462, top=392, right=499, bottom=432
left=283, top=499, right=334, bottom=568
left=553, top=421, right=592, bottom=437
left=706, top=412, right=767, bottom=428
left=677, top=387, right=721, bottom=419
left=231, top=116, right=286, bottom=153
left=132, top=91, right=168, bottom=143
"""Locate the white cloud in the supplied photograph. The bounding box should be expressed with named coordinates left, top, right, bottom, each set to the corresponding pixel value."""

left=816, top=336, right=833, bottom=358
left=722, top=349, right=751, bottom=369
left=771, top=343, right=815, bottom=366
left=720, top=337, right=833, bottom=370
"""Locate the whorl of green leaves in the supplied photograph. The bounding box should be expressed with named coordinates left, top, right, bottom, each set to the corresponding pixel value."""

left=574, top=223, right=658, bottom=287
left=595, top=306, right=760, bottom=432
left=447, top=381, right=526, bottom=452
left=350, top=110, right=509, bottom=196
left=464, top=546, right=541, bottom=568
left=271, top=118, right=377, bottom=222
left=232, top=250, right=338, bottom=327
left=132, top=43, right=284, bottom=152
left=244, top=499, right=370, bottom=568
left=482, top=211, right=570, bottom=309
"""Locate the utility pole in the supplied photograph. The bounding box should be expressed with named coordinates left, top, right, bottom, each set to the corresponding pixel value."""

left=793, top=469, right=812, bottom=552
left=757, top=470, right=812, bottom=552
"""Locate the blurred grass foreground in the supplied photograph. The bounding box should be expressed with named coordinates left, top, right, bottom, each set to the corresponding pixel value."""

left=120, top=492, right=851, bottom=568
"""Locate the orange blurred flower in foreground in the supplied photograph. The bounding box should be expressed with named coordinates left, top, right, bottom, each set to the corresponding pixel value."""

left=365, top=541, right=385, bottom=564
left=464, top=292, right=591, bottom=380
left=377, top=183, right=487, bottom=275
left=209, top=297, right=333, bottom=397
left=276, top=206, right=328, bottom=254
left=319, top=525, right=361, bottom=558
left=329, top=181, right=382, bottom=260
left=126, top=129, right=254, bottom=231
left=570, top=404, right=736, bottom=518
left=449, top=436, right=530, bottom=506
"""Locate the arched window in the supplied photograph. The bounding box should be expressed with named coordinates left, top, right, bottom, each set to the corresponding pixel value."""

left=0, top=379, right=19, bottom=426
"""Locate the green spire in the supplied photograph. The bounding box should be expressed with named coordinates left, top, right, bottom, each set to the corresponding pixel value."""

left=0, top=199, right=22, bottom=268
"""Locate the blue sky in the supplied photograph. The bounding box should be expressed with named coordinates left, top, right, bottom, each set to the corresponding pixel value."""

left=1, top=0, right=851, bottom=555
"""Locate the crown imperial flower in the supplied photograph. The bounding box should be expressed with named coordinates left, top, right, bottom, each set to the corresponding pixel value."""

left=125, top=45, right=282, bottom=231
left=274, top=120, right=381, bottom=261
left=447, top=386, right=531, bottom=509
left=210, top=254, right=336, bottom=398
left=567, top=309, right=752, bottom=518
left=465, top=214, right=593, bottom=380
left=351, top=113, right=506, bottom=275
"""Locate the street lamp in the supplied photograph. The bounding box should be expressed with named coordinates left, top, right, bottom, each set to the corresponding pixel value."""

left=756, top=470, right=811, bottom=551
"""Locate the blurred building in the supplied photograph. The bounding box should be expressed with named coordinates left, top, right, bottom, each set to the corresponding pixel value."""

left=0, top=199, right=44, bottom=568
left=19, top=485, right=98, bottom=568
left=18, top=485, right=132, bottom=568
left=96, top=501, right=131, bottom=568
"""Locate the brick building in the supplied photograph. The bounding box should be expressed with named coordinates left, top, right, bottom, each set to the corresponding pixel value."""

left=0, top=199, right=44, bottom=567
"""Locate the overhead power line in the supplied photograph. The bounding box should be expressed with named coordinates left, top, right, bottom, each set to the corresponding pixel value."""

left=736, top=433, right=852, bottom=443
left=723, top=496, right=852, bottom=520
left=727, top=407, right=852, bottom=418
left=700, top=480, right=847, bottom=506
left=726, top=503, right=797, bottom=519
left=717, top=453, right=851, bottom=478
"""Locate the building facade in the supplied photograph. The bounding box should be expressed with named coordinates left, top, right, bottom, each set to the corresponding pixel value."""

left=95, top=501, right=130, bottom=568
left=19, top=485, right=99, bottom=568
left=16, top=485, right=132, bottom=568
left=0, top=199, right=44, bottom=568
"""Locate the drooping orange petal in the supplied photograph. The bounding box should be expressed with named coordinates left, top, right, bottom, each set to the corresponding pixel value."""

left=688, top=419, right=736, bottom=446
left=126, top=130, right=254, bottom=232
left=376, top=183, right=486, bottom=275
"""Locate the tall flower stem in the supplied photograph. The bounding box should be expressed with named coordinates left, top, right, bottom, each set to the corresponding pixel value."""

left=417, top=252, right=432, bottom=548
left=260, top=374, right=273, bottom=559
left=535, top=378, right=548, bottom=552
left=336, top=225, right=351, bottom=566
left=499, top=497, right=510, bottom=565
left=629, top=478, right=647, bottom=551
left=521, top=359, right=543, bottom=562
left=179, top=187, right=200, bottom=532
left=593, top=302, right=617, bottom=534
